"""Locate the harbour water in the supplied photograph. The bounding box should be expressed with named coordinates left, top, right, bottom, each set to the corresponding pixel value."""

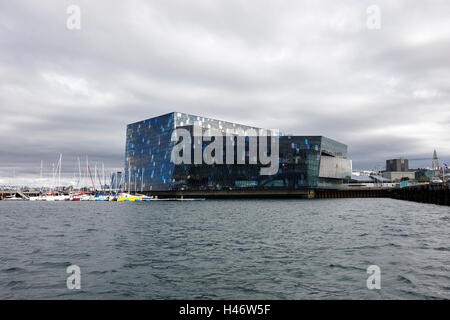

left=0, top=198, right=449, bottom=299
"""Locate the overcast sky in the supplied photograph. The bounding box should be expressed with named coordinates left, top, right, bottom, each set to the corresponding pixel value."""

left=1, top=0, right=449, bottom=185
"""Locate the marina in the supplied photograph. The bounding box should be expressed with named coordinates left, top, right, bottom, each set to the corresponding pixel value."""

left=0, top=191, right=206, bottom=202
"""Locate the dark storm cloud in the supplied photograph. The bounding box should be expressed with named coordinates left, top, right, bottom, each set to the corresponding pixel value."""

left=1, top=0, right=449, bottom=184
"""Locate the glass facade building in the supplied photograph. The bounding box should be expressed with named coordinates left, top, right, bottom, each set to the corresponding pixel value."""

left=124, top=112, right=352, bottom=192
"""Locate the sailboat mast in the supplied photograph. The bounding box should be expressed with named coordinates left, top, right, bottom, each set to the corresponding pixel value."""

left=102, top=162, right=105, bottom=192
left=52, top=162, right=55, bottom=191
left=88, top=164, right=95, bottom=194
left=141, top=168, right=144, bottom=192
left=77, top=157, right=81, bottom=189
left=39, top=160, right=43, bottom=191
left=86, top=156, right=89, bottom=189
left=128, top=159, right=131, bottom=194
left=94, top=162, right=97, bottom=191
left=58, top=153, right=62, bottom=187
left=108, top=171, right=112, bottom=195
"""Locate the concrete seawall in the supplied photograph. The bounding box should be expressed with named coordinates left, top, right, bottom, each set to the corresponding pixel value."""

left=145, top=186, right=449, bottom=206
left=386, top=185, right=450, bottom=206
left=146, top=188, right=389, bottom=200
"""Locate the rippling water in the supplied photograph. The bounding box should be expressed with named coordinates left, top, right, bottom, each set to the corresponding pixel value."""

left=0, top=198, right=449, bottom=299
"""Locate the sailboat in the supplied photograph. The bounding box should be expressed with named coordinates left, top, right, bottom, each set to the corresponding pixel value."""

left=29, top=155, right=70, bottom=201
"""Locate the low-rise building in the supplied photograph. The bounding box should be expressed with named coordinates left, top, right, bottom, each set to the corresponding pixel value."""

left=382, top=171, right=416, bottom=182
left=415, top=169, right=435, bottom=180
left=386, top=158, right=409, bottom=172
left=349, top=175, right=395, bottom=188
left=351, top=170, right=378, bottom=176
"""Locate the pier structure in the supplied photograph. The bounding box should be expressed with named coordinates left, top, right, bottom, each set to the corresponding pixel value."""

left=144, top=185, right=449, bottom=206
left=387, top=184, right=450, bottom=206
left=0, top=190, right=41, bottom=200
left=1, top=186, right=448, bottom=206
left=143, top=187, right=386, bottom=199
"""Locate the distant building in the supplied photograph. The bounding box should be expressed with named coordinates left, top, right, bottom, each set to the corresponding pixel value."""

left=382, top=171, right=416, bottom=181
left=111, top=171, right=123, bottom=190
left=432, top=150, right=439, bottom=170
left=415, top=169, right=435, bottom=180
left=383, top=158, right=416, bottom=182
left=386, top=158, right=409, bottom=172
left=444, top=173, right=450, bottom=183
left=348, top=175, right=394, bottom=188
left=399, top=180, right=419, bottom=188
left=352, top=170, right=378, bottom=176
